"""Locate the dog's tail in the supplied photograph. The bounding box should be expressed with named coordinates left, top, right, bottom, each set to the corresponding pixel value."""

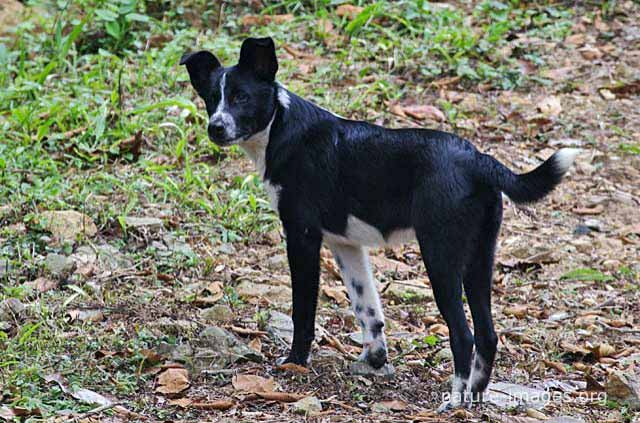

left=472, top=148, right=580, bottom=204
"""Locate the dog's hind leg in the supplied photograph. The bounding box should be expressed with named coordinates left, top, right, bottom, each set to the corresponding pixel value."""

left=328, top=243, right=387, bottom=369
left=415, top=226, right=474, bottom=410
left=463, top=199, right=502, bottom=402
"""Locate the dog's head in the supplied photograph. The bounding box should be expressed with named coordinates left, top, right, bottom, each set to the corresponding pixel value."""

left=180, top=37, right=279, bottom=146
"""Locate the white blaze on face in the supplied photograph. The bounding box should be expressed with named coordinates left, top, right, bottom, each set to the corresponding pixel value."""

left=210, top=72, right=237, bottom=140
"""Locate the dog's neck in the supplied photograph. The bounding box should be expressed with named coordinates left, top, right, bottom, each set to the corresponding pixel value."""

left=241, top=83, right=335, bottom=180
left=241, top=111, right=276, bottom=178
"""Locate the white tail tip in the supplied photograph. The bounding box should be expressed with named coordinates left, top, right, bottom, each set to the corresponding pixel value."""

left=554, top=148, right=581, bottom=173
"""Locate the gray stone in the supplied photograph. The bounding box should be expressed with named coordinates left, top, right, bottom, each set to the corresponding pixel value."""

left=95, top=244, right=133, bottom=271
left=0, top=298, right=26, bottom=321
left=267, top=311, right=294, bottom=345
left=485, top=382, right=549, bottom=410
left=606, top=371, right=640, bottom=410
left=236, top=280, right=291, bottom=304
left=200, top=305, right=234, bottom=323
left=123, top=216, right=163, bottom=230
left=156, top=341, right=194, bottom=363
left=162, top=234, right=194, bottom=258
left=435, top=347, right=453, bottom=362
left=383, top=281, right=432, bottom=303
left=218, top=243, right=236, bottom=255
left=293, top=396, right=322, bottom=415
left=198, top=325, right=263, bottom=365
left=348, top=332, right=363, bottom=346
left=350, top=361, right=395, bottom=379
left=547, top=418, right=587, bottom=423
left=44, top=254, right=76, bottom=278
left=149, top=317, right=197, bottom=337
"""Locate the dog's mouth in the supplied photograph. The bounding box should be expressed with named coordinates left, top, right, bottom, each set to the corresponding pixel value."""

left=210, top=131, right=258, bottom=147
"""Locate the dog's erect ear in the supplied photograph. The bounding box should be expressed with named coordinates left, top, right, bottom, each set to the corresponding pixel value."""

left=238, top=37, right=278, bottom=81
left=180, top=51, right=221, bottom=97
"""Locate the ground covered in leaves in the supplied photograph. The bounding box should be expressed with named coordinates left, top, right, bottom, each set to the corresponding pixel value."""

left=1, top=0, right=640, bottom=422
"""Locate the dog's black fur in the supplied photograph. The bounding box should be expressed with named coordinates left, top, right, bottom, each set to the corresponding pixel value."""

left=181, top=37, right=577, bottom=406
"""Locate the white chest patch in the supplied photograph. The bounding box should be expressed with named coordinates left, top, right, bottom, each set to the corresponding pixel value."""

left=264, top=181, right=281, bottom=212
left=322, top=215, right=416, bottom=247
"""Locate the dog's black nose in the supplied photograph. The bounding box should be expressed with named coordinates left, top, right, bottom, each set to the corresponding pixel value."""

left=208, top=122, right=225, bottom=140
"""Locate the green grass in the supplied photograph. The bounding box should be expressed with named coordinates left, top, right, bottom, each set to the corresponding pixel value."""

left=0, top=0, right=587, bottom=418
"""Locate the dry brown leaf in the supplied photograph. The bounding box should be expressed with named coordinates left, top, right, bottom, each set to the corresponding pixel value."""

left=140, top=348, right=163, bottom=364
left=591, top=343, right=616, bottom=359
left=241, top=14, right=293, bottom=27
left=191, top=400, right=235, bottom=410
left=579, top=46, right=603, bottom=60
left=402, top=105, right=446, bottom=122
left=543, top=359, right=568, bottom=374
left=537, top=96, right=562, bottom=117
left=229, top=325, right=268, bottom=336
left=503, top=305, right=528, bottom=319
left=67, top=309, right=105, bottom=323
left=277, top=362, right=310, bottom=374
left=170, top=398, right=234, bottom=410
left=248, top=337, right=262, bottom=353
left=336, top=4, right=364, bottom=18
left=26, top=277, right=58, bottom=293
left=378, top=400, right=408, bottom=411
left=573, top=205, right=604, bottom=215
left=169, top=398, right=192, bottom=408
left=156, top=368, right=190, bottom=395
left=428, top=323, right=449, bottom=337
left=565, top=33, right=586, bottom=45
left=255, top=391, right=306, bottom=402
left=232, top=374, right=276, bottom=393
left=323, top=286, right=349, bottom=306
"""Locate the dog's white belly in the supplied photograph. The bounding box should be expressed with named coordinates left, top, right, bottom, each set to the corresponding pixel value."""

left=323, top=215, right=415, bottom=247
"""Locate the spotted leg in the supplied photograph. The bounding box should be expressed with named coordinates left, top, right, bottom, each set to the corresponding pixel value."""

left=328, top=242, right=387, bottom=368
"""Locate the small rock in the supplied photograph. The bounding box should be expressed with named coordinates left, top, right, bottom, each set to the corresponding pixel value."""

left=150, top=317, right=198, bottom=337
left=384, top=281, right=432, bottom=303
left=162, top=234, right=195, bottom=258
left=435, top=348, right=453, bottom=362
left=293, top=396, right=322, bottom=416
left=44, top=254, right=76, bottom=279
left=218, top=243, right=236, bottom=255
left=348, top=332, right=363, bottom=346
left=267, top=254, right=287, bottom=269
left=200, top=305, right=234, bottom=323
left=485, top=382, right=549, bottom=410
left=573, top=225, right=592, bottom=236
left=38, top=210, right=97, bottom=244
left=123, top=216, right=163, bottom=231
left=0, top=298, right=26, bottom=321
left=267, top=311, right=294, bottom=344
left=547, top=417, right=587, bottom=423
left=156, top=342, right=194, bottom=363
left=605, top=371, right=640, bottom=410
left=236, top=280, right=292, bottom=304
left=198, top=325, right=263, bottom=365
left=95, top=244, right=133, bottom=271
left=584, top=218, right=604, bottom=232
left=350, top=361, right=395, bottom=379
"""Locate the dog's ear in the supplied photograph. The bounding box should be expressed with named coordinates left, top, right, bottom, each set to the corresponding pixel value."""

left=180, top=51, right=221, bottom=97
left=238, top=37, right=278, bottom=82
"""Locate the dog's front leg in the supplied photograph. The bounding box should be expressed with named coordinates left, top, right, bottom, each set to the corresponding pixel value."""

left=281, top=223, right=322, bottom=366
left=328, top=243, right=387, bottom=368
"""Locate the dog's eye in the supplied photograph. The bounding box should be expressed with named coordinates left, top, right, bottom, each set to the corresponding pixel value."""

left=232, top=92, right=249, bottom=104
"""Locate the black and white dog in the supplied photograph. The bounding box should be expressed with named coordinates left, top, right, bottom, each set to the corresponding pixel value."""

left=180, top=37, right=578, bottom=407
